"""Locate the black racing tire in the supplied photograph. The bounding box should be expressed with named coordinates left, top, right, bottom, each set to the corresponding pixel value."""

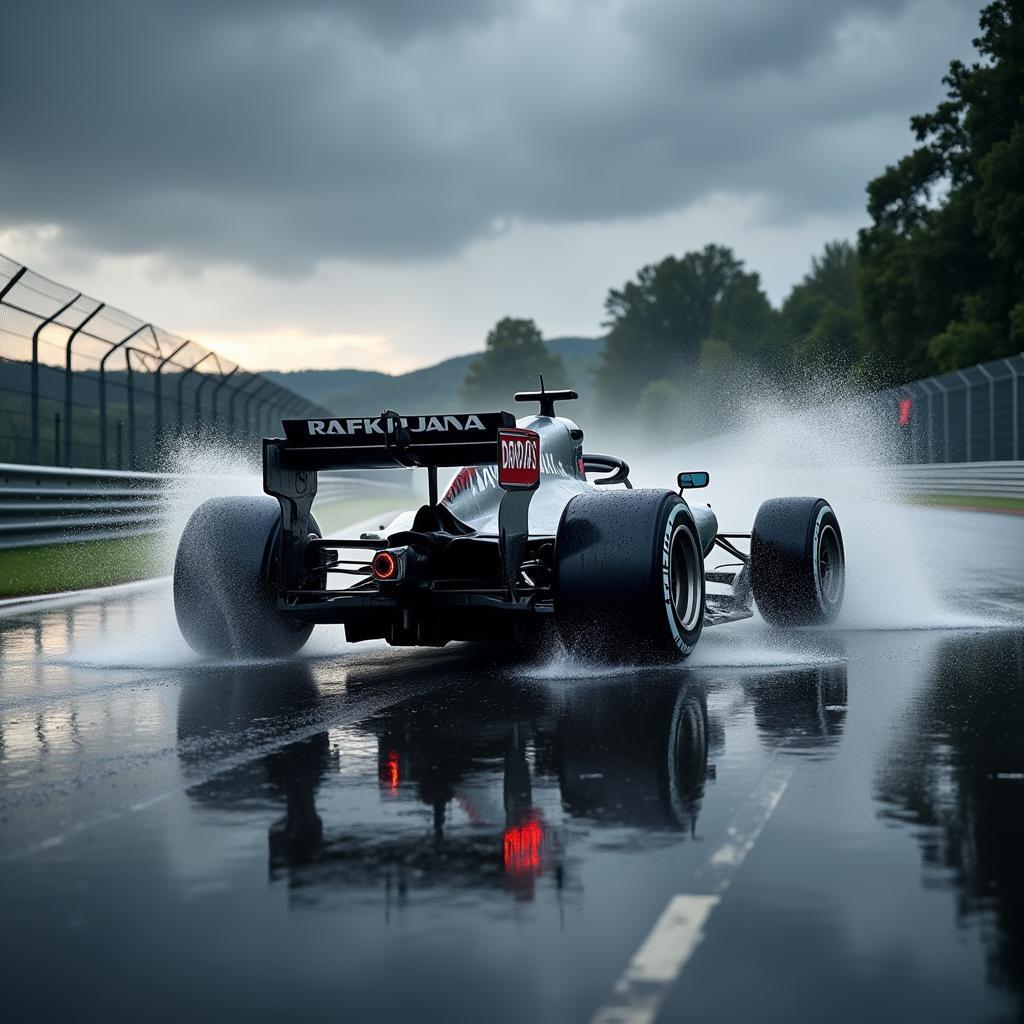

left=173, top=495, right=319, bottom=659
left=750, top=497, right=844, bottom=627
left=554, top=489, right=705, bottom=663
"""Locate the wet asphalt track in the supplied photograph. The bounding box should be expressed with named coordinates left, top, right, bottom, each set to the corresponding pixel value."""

left=1, top=508, right=1024, bottom=1024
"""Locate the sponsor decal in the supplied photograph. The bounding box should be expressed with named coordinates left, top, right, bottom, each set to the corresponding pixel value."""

left=442, top=466, right=479, bottom=503
left=305, top=414, right=487, bottom=436
left=498, top=428, right=541, bottom=490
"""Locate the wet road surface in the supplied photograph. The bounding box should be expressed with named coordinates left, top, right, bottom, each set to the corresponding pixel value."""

left=1, top=508, right=1023, bottom=1023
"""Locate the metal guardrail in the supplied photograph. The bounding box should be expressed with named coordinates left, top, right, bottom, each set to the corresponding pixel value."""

left=0, top=462, right=411, bottom=550
left=3, top=454, right=1018, bottom=555
left=892, top=461, right=1024, bottom=499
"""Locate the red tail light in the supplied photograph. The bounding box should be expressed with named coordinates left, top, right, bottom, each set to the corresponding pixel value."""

left=503, top=816, right=544, bottom=875
left=371, top=550, right=398, bottom=580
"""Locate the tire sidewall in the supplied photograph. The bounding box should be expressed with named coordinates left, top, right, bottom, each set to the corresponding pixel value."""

left=555, top=489, right=705, bottom=663
left=173, top=496, right=317, bottom=658
left=661, top=502, right=704, bottom=656
left=751, top=496, right=844, bottom=626
left=810, top=503, right=843, bottom=618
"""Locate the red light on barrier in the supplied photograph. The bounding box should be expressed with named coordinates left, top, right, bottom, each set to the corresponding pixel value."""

left=898, top=397, right=913, bottom=427
left=380, top=750, right=400, bottom=794
left=371, top=550, right=398, bottom=580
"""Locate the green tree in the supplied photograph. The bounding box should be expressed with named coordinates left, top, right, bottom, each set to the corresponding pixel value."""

left=636, top=379, right=682, bottom=434
left=709, top=271, right=778, bottom=368
left=779, top=240, right=864, bottom=375
left=857, top=0, right=1024, bottom=381
left=596, top=244, right=749, bottom=409
left=461, top=317, right=566, bottom=408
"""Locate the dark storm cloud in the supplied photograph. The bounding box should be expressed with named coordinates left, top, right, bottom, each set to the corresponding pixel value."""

left=0, top=0, right=978, bottom=271
left=624, top=0, right=913, bottom=78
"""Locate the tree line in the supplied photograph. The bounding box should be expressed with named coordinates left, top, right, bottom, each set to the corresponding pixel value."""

left=464, top=0, right=1022, bottom=419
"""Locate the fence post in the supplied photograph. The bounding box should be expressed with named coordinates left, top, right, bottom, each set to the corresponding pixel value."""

left=931, top=377, right=951, bottom=463
left=0, top=266, right=27, bottom=302
left=243, top=379, right=273, bottom=440
left=917, top=379, right=934, bottom=463
left=176, top=351, right=213, bottom=437
left=229, top=374, right=255, bottom=438
left=194, top=371, right=221, bottom=437
left=98, top=323, right=150, bottom=469
left=976, top=362, right=996, bottom=462
left=29, top=291, right=80, bottom=464
left=211, top=366, right=239, bottom=438
left=62, top=301, right=105, bottom=467
left=956, top=370, right=972, bottom=463
left=125, top=349, right=137, bottom=470
left=1006, top=356, right=1021, bottom=462
left=153, top=338, right=190, bottom=456
left=53, top=412, right=61, bottom=466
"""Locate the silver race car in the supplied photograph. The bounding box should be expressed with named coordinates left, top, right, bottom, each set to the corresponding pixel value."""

left=173, top=384, right=845, bottom=661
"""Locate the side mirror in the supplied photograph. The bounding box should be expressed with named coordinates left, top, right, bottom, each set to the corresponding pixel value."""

left=677, top=471, right=709, bottom=490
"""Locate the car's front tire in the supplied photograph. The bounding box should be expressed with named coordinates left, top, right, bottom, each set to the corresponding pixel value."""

left=173, top=495, right=319, bottom=659
left=750, top=497, right=844, bottom=626
left=555, top=489, right=705, bottom=663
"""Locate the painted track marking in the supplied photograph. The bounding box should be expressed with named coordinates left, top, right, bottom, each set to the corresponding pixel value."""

left=592, top=763, right=792, bottom=1024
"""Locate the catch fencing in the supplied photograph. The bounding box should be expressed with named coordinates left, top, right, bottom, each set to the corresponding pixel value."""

left=0, top=254, right=327, bottom=472
left=0, top=462, right=409, bottom=551
left=876, top=353, right=1024, bottom=464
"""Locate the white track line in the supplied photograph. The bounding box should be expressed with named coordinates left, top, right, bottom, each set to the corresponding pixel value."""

left=592, top=763, right=792, bottom=1024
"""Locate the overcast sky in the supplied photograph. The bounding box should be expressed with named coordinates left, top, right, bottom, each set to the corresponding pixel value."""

left=0, top=0, right=980, bottom=372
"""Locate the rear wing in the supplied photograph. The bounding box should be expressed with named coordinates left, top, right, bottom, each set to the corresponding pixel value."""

left=275, top=411, right=515, bottom=469
left=265, top=412, right=515, bottom=587
left=263, top=410, right=535, bottom=593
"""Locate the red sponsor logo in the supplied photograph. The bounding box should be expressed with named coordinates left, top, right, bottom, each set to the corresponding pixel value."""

left=442, top=465, right=478, bottom=503
left=498, top=428, right=540, bottom=490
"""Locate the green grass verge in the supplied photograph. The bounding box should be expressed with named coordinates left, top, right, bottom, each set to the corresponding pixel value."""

left=0, top=494, right=410, bottom=600
left=906, top=493, right=1024, bottom=513
left=0, top=535, right=166, bottom=599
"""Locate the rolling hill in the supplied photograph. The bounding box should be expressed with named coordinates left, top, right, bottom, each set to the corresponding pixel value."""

left=268, top=336, right=602, bottom=413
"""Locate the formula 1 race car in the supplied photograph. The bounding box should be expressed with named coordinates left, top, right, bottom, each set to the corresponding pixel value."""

left=173, top=385, right=845, bottom=662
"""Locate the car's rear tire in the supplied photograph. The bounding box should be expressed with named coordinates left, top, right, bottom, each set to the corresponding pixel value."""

left=750, top=497, right=844, bottom=626
left=173, top=495, right=319, bottom=659
left=555, top=489, right=705, bottom=663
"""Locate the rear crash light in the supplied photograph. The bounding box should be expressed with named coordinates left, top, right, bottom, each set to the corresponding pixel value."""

left=371, top=549, right=402, bottom=581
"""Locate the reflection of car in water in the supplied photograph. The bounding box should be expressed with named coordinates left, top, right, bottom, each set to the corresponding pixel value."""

left=552, top=684, right=709, bottom=833
left=178, top=661, right=846, bottom=907
left=746, top=665, right=848, bottom=750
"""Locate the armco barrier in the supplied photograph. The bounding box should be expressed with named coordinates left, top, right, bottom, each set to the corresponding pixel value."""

left=0, top=462, right=410, bottom=550
left=0, top=457, right=1017, bottom=554
left=891, top=460, right=1024, bottom=499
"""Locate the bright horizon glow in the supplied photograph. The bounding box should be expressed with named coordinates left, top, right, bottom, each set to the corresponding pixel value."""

left=183, top=327, right=407, bottom=374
